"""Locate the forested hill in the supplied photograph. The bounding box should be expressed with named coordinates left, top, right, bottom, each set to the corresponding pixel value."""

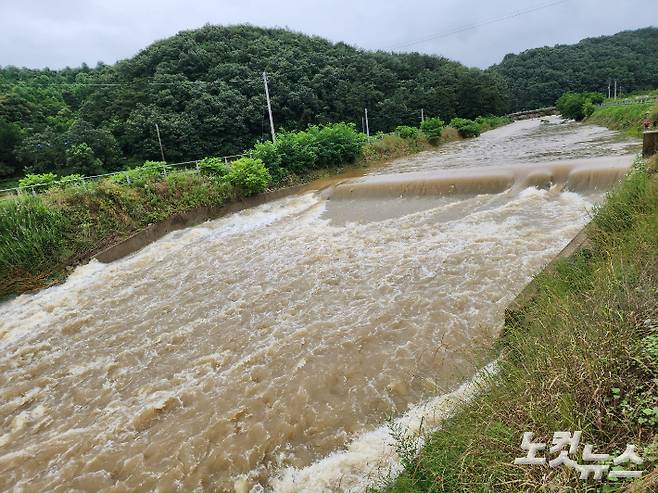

left=0, top=25, right=508, bottom=178
left=1, top=25, right=657, bottom=179
left=491, top=27, right=658, bottom=112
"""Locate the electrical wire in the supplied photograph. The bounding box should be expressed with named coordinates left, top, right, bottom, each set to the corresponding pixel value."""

left=385, top=0, right=572, bottom=51
left=0, top=0, right=573, bottom=88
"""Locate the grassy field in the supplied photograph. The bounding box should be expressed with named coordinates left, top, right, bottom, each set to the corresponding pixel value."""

left=587, top=103, right=657, bottom=137
left=381, top=156, right=658, bottom=492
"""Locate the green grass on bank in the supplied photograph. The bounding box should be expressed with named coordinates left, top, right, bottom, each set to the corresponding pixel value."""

left=382, top=156, right=658, bottom=492
left=587, top=103, right=657, bottom=137
left=0, top=171, right=238, bottom=295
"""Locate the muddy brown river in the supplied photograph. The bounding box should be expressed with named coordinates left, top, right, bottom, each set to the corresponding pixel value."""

left=0, top=117, right=639, bottom=492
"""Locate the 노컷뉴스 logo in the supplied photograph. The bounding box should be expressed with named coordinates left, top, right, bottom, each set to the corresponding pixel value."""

left=513, top=431, right=644, bottom=481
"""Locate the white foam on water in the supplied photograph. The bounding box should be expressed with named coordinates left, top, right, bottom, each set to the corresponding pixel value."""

left=0, top=192, right=324, bottom=353
left=270, top=362, right=498, bottom=493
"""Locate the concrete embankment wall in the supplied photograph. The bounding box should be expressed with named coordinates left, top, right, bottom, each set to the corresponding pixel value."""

left=504, top=226, right=590, bottom=329
left=94, top=180, right=332, bottom=263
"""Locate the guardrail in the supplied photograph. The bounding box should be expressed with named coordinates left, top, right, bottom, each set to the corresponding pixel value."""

left=0, top=152, right=251, bottom=198
left=600, top=95, right=658, bottom=107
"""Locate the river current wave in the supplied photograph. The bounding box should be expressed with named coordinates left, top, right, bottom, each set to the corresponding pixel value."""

left=0, top=118, right=638, bottom=491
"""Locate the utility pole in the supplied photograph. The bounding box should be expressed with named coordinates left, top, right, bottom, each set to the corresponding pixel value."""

left=364, top=108, right=370, bottom=139
left=421, top=108, right=425, bottom=123
left=263, top=72, right=276, bottom=143
left=155, top=123, right=166, bottom=162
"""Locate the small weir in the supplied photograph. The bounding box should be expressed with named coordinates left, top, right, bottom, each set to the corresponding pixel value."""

left=329, top=157, right=630, bottom=200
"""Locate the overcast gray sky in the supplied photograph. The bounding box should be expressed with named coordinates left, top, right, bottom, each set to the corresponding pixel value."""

left=1, top=0, right=657, bottom=69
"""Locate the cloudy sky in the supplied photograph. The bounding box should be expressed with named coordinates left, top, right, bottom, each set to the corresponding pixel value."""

left=1, top=0, right=657, bottom=69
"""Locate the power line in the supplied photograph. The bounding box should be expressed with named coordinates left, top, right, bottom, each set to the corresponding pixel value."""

left=1, top=1, right=574, bottom=90
left=385, top=0, right=572, bottom=51
left=0, top=1, right=572, bottom=90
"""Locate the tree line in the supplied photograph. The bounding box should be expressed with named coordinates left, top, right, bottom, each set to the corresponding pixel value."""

left=1, top=25, right=656, bottom=180
left=492, top=27, right=658, bottom=112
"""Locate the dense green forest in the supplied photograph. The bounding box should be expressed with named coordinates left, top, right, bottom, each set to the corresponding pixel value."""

left=0, top=25, right=508, bottom=180
left=492, top=27, right=658, bottom=112
left=1, top=25, right=657, bottom=181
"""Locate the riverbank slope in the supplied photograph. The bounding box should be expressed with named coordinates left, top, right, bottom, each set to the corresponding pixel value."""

left=384, top=154, right=658, bottom=492
left=587, top=100, right=658, bottom=137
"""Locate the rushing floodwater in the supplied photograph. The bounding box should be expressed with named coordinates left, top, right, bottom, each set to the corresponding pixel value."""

left=0, top=118, right=639, bottom=492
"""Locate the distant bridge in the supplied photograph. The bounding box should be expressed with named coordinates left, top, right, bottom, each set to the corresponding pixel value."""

left=506, top=106, right=557, bottom=121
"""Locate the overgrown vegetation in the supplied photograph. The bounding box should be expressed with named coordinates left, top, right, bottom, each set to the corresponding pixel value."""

left=253, top=123, right=367, bottom=184
left=450, top=118, right=482, bottom=138
left=420, top=118, right=445, bottom=145
left=556, top=92, right=605, bottom=121
left=587, top=102, right=658, bottom=137
left=383, top=157, right=658, bottom=492
left=361, top=133, right=431, bottom=162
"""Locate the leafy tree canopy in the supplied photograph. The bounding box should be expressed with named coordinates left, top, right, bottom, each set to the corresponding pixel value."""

left=0, top=25, right=510, bottom=178
left=492, top=27, right=658, bottom=111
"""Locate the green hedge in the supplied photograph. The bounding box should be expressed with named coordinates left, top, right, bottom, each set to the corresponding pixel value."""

left=420, top=117, right=444, bottom=144
left=450, top=118, right=481, bottom=138
left=252, top=122, right=366, bottom=183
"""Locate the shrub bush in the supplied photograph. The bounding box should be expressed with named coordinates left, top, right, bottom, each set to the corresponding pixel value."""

left=582, top=101, right=596, bottom=118
left=253, top=123, right=366, bottom=178
left=18, top=173, right=59, bottom=190
left=275, top=130, right=318, bottom=174
left=142, top=160, right=167, bottom=171
left=395, top=125, right=420, bottom=139
left=198, top=156, right=230, bottom=176
left=110, top=160, right=165, bottom=185
left=224, top=157, right=271, bottom=196
left=420, top=117, right=444, bottom=144
left=54, top=174, right=85, bottom=188
left=449, top=118, right=481, bottom=138
left=307, top=123, right=366, bottom=166
left=556, top=92, right=604, bottom=121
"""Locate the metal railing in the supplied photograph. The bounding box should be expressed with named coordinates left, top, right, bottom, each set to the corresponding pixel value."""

left=0, top=152, right=252, bottom=198
left=600, top=95, right=658, bottom=107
